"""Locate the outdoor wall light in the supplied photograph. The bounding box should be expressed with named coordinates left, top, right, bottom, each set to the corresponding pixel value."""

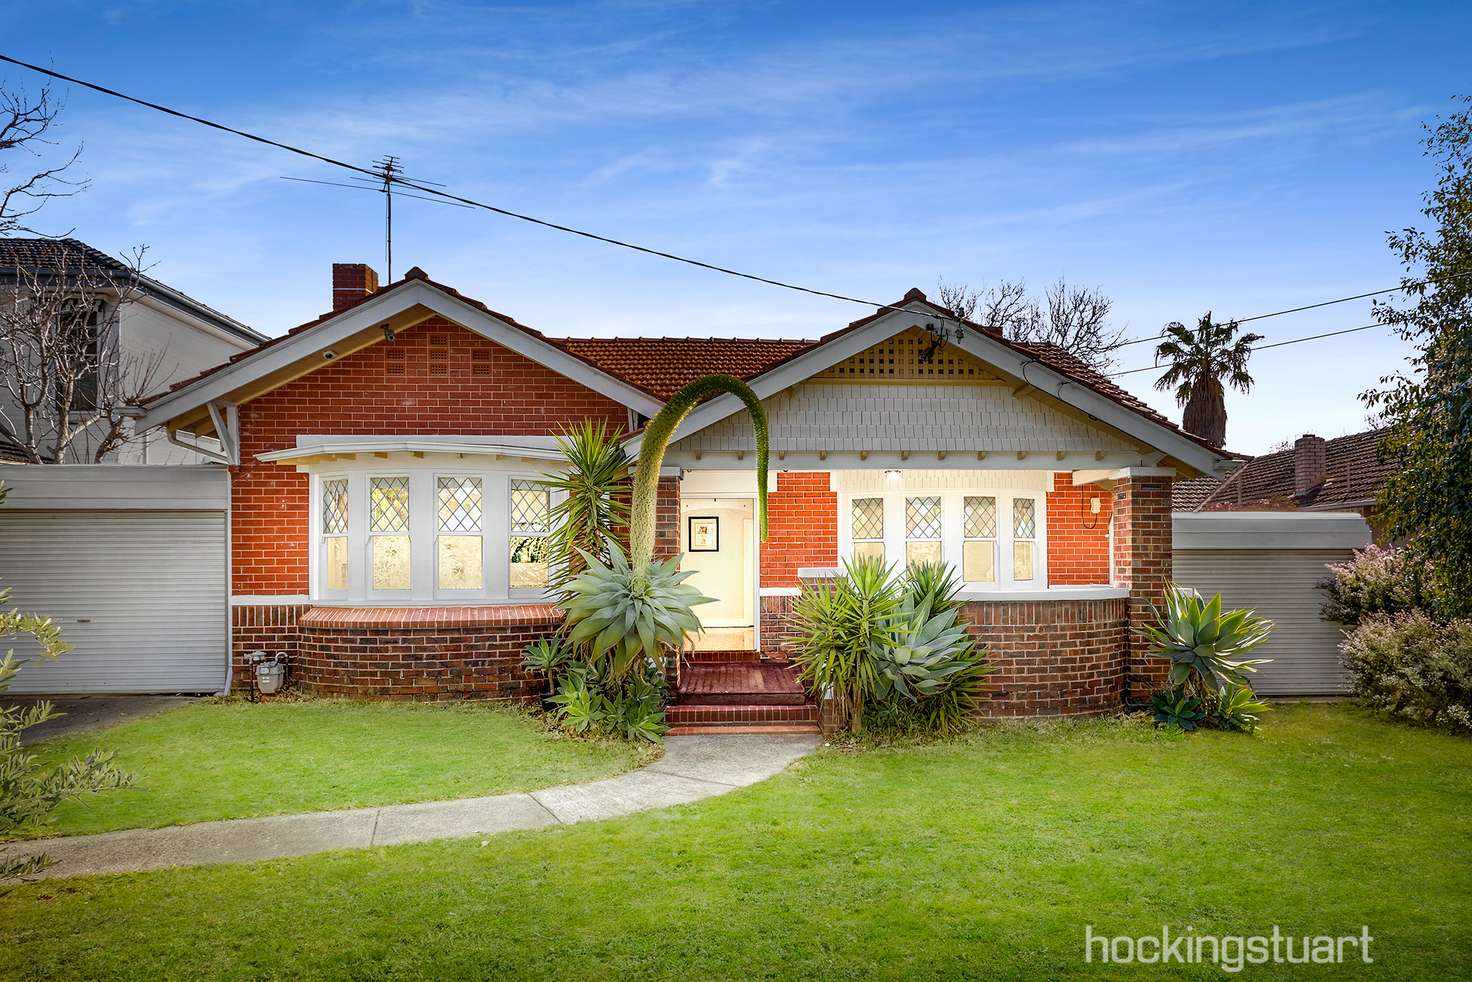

left=885, top=469, right=902, bottom=481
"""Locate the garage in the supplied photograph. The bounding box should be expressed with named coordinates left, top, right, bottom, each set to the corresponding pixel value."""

left=1172, top=511, right=1371, bottom=697
left=0, top=465, right=229, bottom=694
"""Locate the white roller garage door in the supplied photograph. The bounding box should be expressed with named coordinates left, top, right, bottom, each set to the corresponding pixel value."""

left=1172, top=512, right=1370, bottom=697
left=0, top=465, right=230, bottom=694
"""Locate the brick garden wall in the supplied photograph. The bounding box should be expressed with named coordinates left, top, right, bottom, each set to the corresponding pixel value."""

left=230, top=318, right=630, bottom=596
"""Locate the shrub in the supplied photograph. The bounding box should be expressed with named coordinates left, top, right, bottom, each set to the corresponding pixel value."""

left=1321, top=545, right=1433, bottom=626
left=548, top=662, right=668, bottom=743
left=789, top=558, right=990, bottom=736
left=1207, top=684, right=1271, bottom=733
left=1342, top=612, right=1472, bottom=734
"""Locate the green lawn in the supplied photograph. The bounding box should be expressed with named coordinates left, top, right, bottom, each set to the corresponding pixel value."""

left=24, top=698, right=653, bottom=836
left=6, top=705, right=1471, bottom=980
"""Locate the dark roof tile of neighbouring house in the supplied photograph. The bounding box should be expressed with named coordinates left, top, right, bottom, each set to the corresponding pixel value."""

left=561, top=337, right=815, bottom=402
left=1172, top=475, right=1222, bottom=511
left=0, top=237, right=266, bottom=345
left=1198, top=428, right=1395, bottom=511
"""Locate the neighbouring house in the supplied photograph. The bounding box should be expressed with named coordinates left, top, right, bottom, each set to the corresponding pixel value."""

left=0, top=237, right=265, bottom=463
left=133, top=262, right=1242, bottom=727
left=1176, top=429, right=1396, bottom=540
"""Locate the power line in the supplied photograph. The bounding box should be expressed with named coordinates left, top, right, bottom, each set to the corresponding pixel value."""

left=0, top=52, right=951, bottom=323
left=1109, top=270, right=1472, bottom=350
left=1106, top=320, right=1392, bottom=378
left=0, top=51, right=1451, bottom=362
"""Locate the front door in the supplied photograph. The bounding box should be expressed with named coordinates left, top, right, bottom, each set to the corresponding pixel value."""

left=679, top=496, right=756, bottom=651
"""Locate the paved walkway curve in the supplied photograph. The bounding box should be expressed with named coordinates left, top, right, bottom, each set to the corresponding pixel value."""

left=11, top=733, right=821, bottom=881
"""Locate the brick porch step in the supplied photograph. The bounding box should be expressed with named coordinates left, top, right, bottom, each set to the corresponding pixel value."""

left=677, top=662, right=807, bottom=706
left=665, top=702, right=820, bottom=729
left=666, top=723, right=821, bottom=736
left=683, top=649, right=763, bottom=664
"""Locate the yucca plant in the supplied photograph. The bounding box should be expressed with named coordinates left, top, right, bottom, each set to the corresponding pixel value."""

left=1139, top=584, right=1274, bottom=698
left=560, top=375, right=768, bottom=685
left=788, top=556, right=899, bottom=734
left=902, top=561, right=964, bottom=615
left=542, top=420, right=630, bottom=589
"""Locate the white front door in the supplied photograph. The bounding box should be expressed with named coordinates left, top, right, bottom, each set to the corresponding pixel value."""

left=679, top=497, right=756, bottom=651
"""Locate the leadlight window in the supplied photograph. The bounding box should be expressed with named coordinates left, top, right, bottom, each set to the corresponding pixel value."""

left=369, top=476, right=411, bottom=591
left=962, top=495, right=997, bottom=584
left=904, top=495, right=942, bottom=568
left=321, top=478, right=349, bottom=593
left=509, top=479, right=552, bottom=590
left=436, top=476, right=483, bottom=591
left=1012, top=498, right=1036, bottom=582
left=851, top=497, right=885, bottom=562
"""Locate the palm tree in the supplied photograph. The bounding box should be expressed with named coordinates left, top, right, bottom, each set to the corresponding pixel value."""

left=1153, top=313, right=1262, bottom=446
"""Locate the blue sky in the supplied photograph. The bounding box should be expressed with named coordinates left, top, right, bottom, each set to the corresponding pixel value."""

left=5, top=0, right=1468, bottom=453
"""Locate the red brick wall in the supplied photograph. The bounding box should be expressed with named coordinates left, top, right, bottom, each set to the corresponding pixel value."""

left=760, top=472, right=837, bottom=588
left=1047, top=471, right=1112, bottom=585
left=962, top=597, right=1128, bottom=716
left=231, top=603, right=311, bottom=676
left=1111, top=475, right=1173, bottom=700
left=231, top=318, right=629, bottom=595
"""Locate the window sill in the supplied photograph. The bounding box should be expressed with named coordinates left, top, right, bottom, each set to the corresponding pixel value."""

left=300, top=604, right=564, bottom=629
left=955, top=586, right=1128, bottom=602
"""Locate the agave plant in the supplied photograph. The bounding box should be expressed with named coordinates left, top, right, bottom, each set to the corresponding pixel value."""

left=902, top=560, right=964, bottom=615
left=560, top=374, right=768, bottom=685
left=522, top=636, right=573, bottom=699
left=1139, top=584, right=1274, bottom=697
left=1209, top=683, right=1270, bottom=733
left=1150, top=689, right=1206, bottom=731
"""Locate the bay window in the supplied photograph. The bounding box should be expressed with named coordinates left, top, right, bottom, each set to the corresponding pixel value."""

left=841, top=487, right=1047, bottom=590
left=311, top=467, right=564, bottom=604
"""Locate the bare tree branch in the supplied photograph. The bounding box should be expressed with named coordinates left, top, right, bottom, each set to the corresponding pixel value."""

left=935, top=275, right=1123, bottom=371
left=0, top=82, right=87, bottom=238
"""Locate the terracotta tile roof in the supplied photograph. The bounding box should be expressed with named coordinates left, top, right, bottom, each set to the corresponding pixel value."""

left=559, top=337, right=816, bottom=401
left=0, top=237, right=264, bottom=344
left=1199, top=428, right=1396, bottom=511
left=143, top=276, right=1232, bottom=466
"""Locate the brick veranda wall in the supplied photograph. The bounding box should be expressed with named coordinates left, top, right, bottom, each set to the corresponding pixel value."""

left=1111, top=474, right=1173, bottom=701
left=1047, top=472, right=1112, bottom=586
left=961, top=597, right=1128, bottom=716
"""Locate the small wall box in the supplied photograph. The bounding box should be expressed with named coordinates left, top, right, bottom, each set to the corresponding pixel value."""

left=688, top=516, right=719, bottom=552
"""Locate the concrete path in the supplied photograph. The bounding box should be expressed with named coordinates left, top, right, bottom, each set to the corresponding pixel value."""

left=9, top=732, right=820, bottom=881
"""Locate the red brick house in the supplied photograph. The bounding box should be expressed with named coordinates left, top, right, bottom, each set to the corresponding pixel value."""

left=137, top=264, right=1238, bottom=727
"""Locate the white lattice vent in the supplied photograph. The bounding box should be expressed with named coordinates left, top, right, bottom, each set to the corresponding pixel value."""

left=819, top=327, right=996, bottom=381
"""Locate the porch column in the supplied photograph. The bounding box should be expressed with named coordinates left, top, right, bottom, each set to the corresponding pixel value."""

left=1111, top=471, right=1173, bottom=702
left=653, top=476, right=681, bottom=562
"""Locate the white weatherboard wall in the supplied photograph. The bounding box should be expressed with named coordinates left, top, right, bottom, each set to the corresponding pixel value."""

left=1172, top=512, right=1370, bottom=697
left=0, top=465, right=230, bottom=694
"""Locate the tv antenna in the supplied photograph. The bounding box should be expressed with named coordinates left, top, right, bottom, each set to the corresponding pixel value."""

left=281, top=156, right=470, bottom=281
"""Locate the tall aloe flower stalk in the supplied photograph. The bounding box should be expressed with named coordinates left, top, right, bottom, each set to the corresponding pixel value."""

left=628, top=374, right=769, bottom=581
left=560, top=374, right=769, bottom=681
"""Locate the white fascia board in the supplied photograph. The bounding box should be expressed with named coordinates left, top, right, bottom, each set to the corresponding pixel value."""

left=257, top=439, right=566, bottom=464
left=622, top=304, right=935, bottom=457
left=948, top=331, right=1231, bottom=477
left=137, top=280, right=665, bottom=430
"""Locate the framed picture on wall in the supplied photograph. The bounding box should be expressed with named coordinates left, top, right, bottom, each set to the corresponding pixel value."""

left=688, top=516, right=720, bottom=552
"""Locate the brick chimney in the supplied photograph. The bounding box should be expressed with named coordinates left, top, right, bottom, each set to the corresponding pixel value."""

left=332, top=263, right=379, bottom=311
left=1294, top=434, right=1326, bottom=497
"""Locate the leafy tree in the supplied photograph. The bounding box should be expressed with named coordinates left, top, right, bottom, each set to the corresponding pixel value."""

left=1364, top=96, right=1472, bottom=617
left=1151, top=313, right=1262, bottom=447
left=0, top=483, right=131, bottom=883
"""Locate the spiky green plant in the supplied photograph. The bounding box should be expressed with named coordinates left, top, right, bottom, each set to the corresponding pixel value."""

left=1139, top=583, right=1274, bottom=697
left=1209, top=683, right=1270, bottom=733
left=788, top=556, right=900, bottom=734
left=901, top=561, right=964, bottom=615
left=560, top=375, right=768, bottom=686
left=541, top=420, right=630, bottom=589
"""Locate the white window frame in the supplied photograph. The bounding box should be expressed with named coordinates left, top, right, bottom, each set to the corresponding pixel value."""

left=961, top=494, right=999, bottom=586
left=317, top=475, right=351, bottom=600
left=308, top=463, right=563, bottom=605
left=838, top=488, right=1047, bottom=591
left=508, top=475, right=557, bottom=599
